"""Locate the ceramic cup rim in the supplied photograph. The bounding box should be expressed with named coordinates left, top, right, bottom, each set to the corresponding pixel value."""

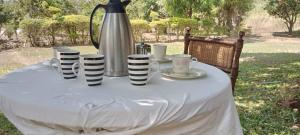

left=80, top=54, right=104, bottom=58
left=173, top=54, right=191, bottom=58
left=153, top=44, right=167, bottom=47
left=128, top=54, right=151, bottom=59
left=57, top=49, right=80, bottom=53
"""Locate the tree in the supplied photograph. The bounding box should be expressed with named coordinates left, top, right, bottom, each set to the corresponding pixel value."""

left=149, top=20, right=167, bottom=42
left=215, top=0, right=253, bottom=33
left=168, top=17, right=198, bottom=39
left=20, top=18, right=44, bottom=46
left=18, top=0, right=44, bottom=17
left=164, top=0, right=216, bottom=18
left=131, top=19, right=150, bottom=41
left=18, top=0, right=77, bottom=18
left=0, top=0, right=11, bottom=38
left=126, top=0, right=167, bottom=20
left=126, top=0, right=146, bottom=19
left=41, top=18, right=60, bottom=45
left=265, top=0, right=300, bottom=35
left=63, top=15, right=90, bottom=45
left=150, top=11, right=159, bottom=21
left=3, top=0, right=25, bottom=40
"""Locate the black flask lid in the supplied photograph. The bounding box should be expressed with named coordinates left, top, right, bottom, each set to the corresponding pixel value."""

left=105, top=0, right=128, bottom=13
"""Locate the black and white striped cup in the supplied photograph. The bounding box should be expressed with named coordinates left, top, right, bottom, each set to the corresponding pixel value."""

left=72, top=54, right=105, bottom=86
left=50, top=49, right=80, bottom=79
left=52, top=46, right=70, bottom=59
left=128, top=54, right=159, bottom=86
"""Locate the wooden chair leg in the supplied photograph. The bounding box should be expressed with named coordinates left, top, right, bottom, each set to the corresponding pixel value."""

left=231, top=78, right=236, bottom=95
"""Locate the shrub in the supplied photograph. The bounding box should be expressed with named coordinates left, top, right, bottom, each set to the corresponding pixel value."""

left=130, top=19, right=150, bottom=42
left=20, top=18, right=43, bottom=47
left=41, top=18, right=60, bottom=45
left=149, top=20, right=168, bottom=42
left=200, top=17, right=216, bottom=36
left=150, top=11, right=159, bottom=21
left=168, top=17, right=199, bottom=39
left=4, top=24, right=15, bottom=40
left=48, top=6, right=61, bottom=15
left=62, top=15, right=90, bottom=45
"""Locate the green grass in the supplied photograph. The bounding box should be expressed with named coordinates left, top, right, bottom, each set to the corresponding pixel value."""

left=244, top=42, right=300, bottom=53
left=237, top=53, right=300, bottom=135
left=0, top=42, right=300, bottom=135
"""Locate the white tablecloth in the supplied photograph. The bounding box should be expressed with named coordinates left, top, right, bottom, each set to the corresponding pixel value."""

left=0, top=61, right=243, bottom=135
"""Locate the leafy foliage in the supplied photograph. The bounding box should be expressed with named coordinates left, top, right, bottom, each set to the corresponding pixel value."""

left=1, top=0, right=254, bottom=45
left=167, top=17, right=198, bottom=39
left=41, top=18, right=60, bottom=45
left=63, top=15, right=90, bottom=45
left=20, top=18, right=44, bottom=46
left=130, top=19, right=150, bottom=42
left=149, top=20, right=168, bottom=41
left=0, top=0, right=12, bottom=37
left=164, top=0, right=206, bottom=18
left=265, top=0, right=300, bottom=35
left=4, top=24, right=15, bottom=40
left=213, top=0, right=253, bottom=34
left=164, top=0, right=253, bottom=34
left=149, top=11, right=160, bottom=21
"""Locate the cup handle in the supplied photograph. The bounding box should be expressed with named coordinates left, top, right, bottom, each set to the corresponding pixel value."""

left=147, top=61, right=160, bottom=83
left=191, top=57, right=198, bottom=62
left=50, top=58, right=62, bottom=73
left=72, top=62, right=79, bottom=76
left=190, top=57, right=198, bottom=69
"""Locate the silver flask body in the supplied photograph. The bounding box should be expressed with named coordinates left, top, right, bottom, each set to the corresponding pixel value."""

left=98, top=13, right=135, bottom=77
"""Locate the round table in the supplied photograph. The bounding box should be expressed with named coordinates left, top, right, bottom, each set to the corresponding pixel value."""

left=0, top=61, right=243, bottom=135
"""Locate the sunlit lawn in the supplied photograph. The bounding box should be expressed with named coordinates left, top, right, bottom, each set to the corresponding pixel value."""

left=0, top=41, right=300, bottom=135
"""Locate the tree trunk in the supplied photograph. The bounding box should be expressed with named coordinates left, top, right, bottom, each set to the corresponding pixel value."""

left=176, top=28, right=179, bottom=40
left=51, top=34, right=55, bottom=45
left=225, top=7, right=234, bottom=32
left=188, top=5, right=193, bottom=18
left=0, top=25, right=2, bottom=38
left=28, top=35, right=35, bottom=47
left=156, top=29, right=159, bottom=42
left=287, top=21, right=294, bottom=35
left=140, top=34, right=143, bottom=42
left=81, top=30, right=85, bottom=45
left=14, top=30, right=18, bottom=40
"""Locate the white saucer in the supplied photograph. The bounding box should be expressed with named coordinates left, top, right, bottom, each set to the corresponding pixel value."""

left=160, top=68, right=206, bottom=79
left=151, top=55, right=172, bottom=63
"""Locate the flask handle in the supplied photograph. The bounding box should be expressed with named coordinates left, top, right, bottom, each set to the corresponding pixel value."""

left=89, top=4, right=106, bottom=49
left=122, top=0, right=131, bottom=7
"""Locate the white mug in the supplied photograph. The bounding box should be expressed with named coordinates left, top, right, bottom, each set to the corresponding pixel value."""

left=128, top=54, right=159, bottom=86
left=172, top=54, right=197, bottom=74
left=72, top=54, right=105, bottom=86
left=152, top=44, right=167, bottom=60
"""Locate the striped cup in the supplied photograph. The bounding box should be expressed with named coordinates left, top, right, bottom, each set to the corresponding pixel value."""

left=50, top=49, right=80, bottom=79
left=128, top=54, right=159, bottom=86
left=72, top=54, right=105, bottom=86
